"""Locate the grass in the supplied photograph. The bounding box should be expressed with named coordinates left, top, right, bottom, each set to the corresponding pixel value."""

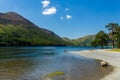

left=42, top=71, right=64, bottom=79
left=107, top=49, right=120, bottom=52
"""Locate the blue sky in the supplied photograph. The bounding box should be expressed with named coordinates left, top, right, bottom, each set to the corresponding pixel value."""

left=0, top=0, right=120, bottom=39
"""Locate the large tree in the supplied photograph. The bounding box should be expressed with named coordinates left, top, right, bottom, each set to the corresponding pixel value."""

left=91, top=31, right=109, bottom=49
left=115, top=26, right=120, bottom=48
left=105, top=23, right=119, bottom=48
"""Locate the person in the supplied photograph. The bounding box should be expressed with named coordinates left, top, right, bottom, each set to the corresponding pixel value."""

left=64, top=50, right=67, bottom=53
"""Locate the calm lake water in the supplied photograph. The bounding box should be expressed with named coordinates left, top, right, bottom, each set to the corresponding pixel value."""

left=0, top=46, right=113, bottom=80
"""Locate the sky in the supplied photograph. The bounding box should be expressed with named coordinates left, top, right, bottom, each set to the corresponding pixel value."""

left=0, top=0, right=120, bottom=39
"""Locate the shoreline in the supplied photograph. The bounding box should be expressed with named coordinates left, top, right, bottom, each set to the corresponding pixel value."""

left=69, top=49, right=120, bottom=80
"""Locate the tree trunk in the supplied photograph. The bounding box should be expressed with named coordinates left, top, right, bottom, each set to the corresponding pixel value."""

left=112, top=40, right=114, bottom=49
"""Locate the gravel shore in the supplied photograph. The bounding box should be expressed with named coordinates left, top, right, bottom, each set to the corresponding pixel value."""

left=69, top=50, right=120, bottom=80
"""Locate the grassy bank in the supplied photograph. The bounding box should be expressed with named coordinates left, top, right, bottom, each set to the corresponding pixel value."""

left=107, top=49, right=120, bottom=52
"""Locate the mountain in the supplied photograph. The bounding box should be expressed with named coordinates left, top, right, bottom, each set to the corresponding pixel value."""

left=72, top=35, right=95, bottom=46
left=62, top=37, right=73, bottom=45
left=0, top=12, right=67, bottom=46
left=63, top=35, right=95, bottom=46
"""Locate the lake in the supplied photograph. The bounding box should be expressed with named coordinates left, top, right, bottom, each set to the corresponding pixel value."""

left=0, top=46, right=113, bottom=80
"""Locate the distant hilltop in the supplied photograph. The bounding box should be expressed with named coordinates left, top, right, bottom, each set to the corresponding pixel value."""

left=63, top=35, right=95, bottom=46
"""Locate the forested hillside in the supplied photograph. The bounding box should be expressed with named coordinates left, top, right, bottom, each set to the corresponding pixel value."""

left=0, top=12, right=68, bottom=46
left=63, top=35, right=95, bottom=46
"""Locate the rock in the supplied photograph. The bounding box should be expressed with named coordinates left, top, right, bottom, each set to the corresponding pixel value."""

left=100, top=61, right=108, bottom=66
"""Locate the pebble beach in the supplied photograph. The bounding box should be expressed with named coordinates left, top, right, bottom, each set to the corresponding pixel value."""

left=69, top=50, right=120, bottom=80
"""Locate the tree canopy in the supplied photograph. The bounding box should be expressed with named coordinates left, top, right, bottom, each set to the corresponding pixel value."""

left=91, top=31, right=109, bottom=49
left=105, top=23, right=119, bottom=48
left=92, top=23, right=120, bottom=49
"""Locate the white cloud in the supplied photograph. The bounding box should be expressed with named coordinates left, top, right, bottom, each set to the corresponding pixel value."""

left=65, top=8, right=70, bottom=11
left=41, top=0, right=50, bottom=8
left=41, top=0, right=57, bottom=15
left=42, top=7, right=57, bottom=15
left=66, top=15, right=72, bottom=19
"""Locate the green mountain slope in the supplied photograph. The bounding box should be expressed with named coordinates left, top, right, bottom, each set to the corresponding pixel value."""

left=72, top=35, right=95, bottom=46
left=0, top=12, right=67, bottom=46
left=63, top=35, right=95, bottom=46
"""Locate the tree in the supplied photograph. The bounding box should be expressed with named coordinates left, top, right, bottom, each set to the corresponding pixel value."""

left=91, top=40, right=97, bottom=48
left=115, top=26, right=120, bottom=48
left=92, top=31, right=109, bottom=49
left=105, top=23, right=119, bottom=49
